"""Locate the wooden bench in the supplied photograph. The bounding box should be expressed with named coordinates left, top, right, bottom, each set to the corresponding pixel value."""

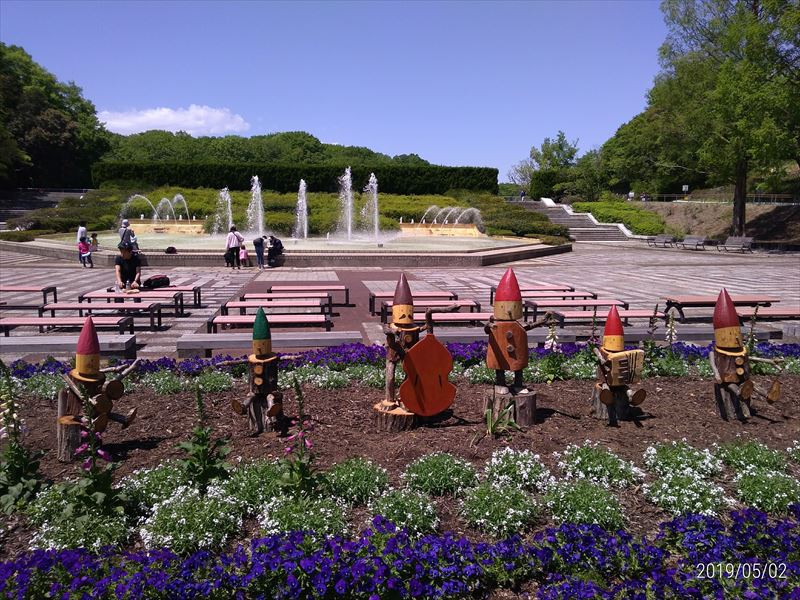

left=268, top=284, right=350, bottom=306
left=0, top=285, right=58, bottom=304
left=386, top=312, right=493, bottom=326
left=488, top=284, right=575, bottom=305
left=1, top=315, right=134, bottom=336
left=105, top=284, right=202, bottom=307
left=222, top=300, right=329, bottom=316
left=207, top=313, right=332, bottom=333
left=241, top=292, right=333, bottom=313
left=80, top=290, right=185, bottom=317
left=664, top=294, right=779, bottom=322
left=0, top=334, right=137, bottom=359
left=524, top=299, right=629, bottom=322
left=716, top=236, right=754, bottom=253
left=427, top=328, right=578, bottom=345
left=675, top=236, right=708, bottom=250
left=177, top=330, right=363, bottom=358
left=40, top=302, right=164, bottom=331
left=647, top=234, right=676, bottom=248
left=552, top=309, right=666, bottom=327
left=380, top=299, right=481, bottom=323
left=736, top=305, right=800, bottom=322
left=369, top=290, right=458, bottom=315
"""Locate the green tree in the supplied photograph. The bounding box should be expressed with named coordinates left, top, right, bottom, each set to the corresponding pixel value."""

left=654, top=0, right=799, bottom=234
left=509, top=131, right=579, bottom=198
left=0, top=43, right=110, bottom=187
left=554, top=149, right=608, bottom=201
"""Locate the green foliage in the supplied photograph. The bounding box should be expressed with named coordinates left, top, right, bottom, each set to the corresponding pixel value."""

left=194, top=369, right=234, bottom=393
left=221, top=459, right=284, bottom=515
left=789, top=440, right=800, bottom=464
left=402, top=452, right=478, bottom=497
left=716, top=440, right=786, bottom=474
left=644, top=473, right=728, bottom=516
left=278, top=377, right=324, bottom=498
left=474, top=397, right=522, bottom=446
left=139, top=369, right=183, bottom=395
left=368, top=489, right=439, bottom=536
left=0, top=43, right=110, bottom=187
left=556, top=442, right=644, bottom=489
left=463, top=364, right=498, bottom=384
left=460, top=483, right=538, bottom=538
left=325, top=458, right=389, bottom=506
left=0, top=229, right=56, bottom=242
left=544, top=481, right=624, bottom=529
left=139, top=485, right=242, bottom=555
left=120, top=461, right=188, bottom=520
left=258, top=495, right=349, bottom=539
left=643, top=441, right=722, bottom=479
left=93, top=162, right=499, bottom=194
left=17, top=373, right=63, bottom=399
left=342, top=364, right=385, bottom=388
left=178, top=389, right=231, bottom=494
left=526, top=351, right=569, bottom=384
left=573, top=201, right=665, bottom=235
left=484, top=447, right=553, bottom=493
left=734, top=471, right=800, bottom=514
left=0, top=361, right=43, bottom=513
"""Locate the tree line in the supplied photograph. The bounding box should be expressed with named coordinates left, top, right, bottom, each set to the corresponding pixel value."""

left=509, top=0, right=799, bottom=235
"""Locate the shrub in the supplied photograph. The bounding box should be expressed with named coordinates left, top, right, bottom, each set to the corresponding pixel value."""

left=463, top=364, right=498, bottom=384
left=29, top=509, right=129, bottom=552
left=138, top=370, right=183, bottom=394
left=0, top=229, right=56, bottom=242
left=368, top=489, right=438, bottom=536
left=484, top=447, right=553, bottom=493
left=221, top=459, right=284, bottom=515
left=284, top=366, right=350, bottom=389
left=555, top=442, right=644, bottom=489
left=544, top=481, right=624, bottom=530
left=461, top=483, right=538, bottom=538
left=644, top=473, right=729, bottom=516
left=402, top=452, right=478, bottom=496
left=325, top=458, right=389, bottom=506
left=342, top=364, right=385, bottom=388
left=18, top=373, right=63, bottom=399
left=572, top=201, right=665, bottom=236
left=788, top=440, right=800, bottom=464
left=258, top=495, right=348, bottom=539
left=716, top=440, right=786, bottom=474
left=643, top=441, right=722, bottom=478
left=120, top=461, right=189, bottom=520
left=139, top=485, right=242, bottom=555
left=734, top=471, right=800, bottom=514
left=194, top=369, right=234, bottom=393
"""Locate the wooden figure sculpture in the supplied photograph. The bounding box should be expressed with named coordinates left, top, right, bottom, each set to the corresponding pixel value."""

left=710, top=288, right=781, bottom=421
left=591, top=306, right=646, bottom=426
left=374, top=273, right=460, bottom=431
left=57, top=316, right=137, bottom=462
left=483, top=267, right=548, bottom=427
left=231, top=307, right=285, bottom=434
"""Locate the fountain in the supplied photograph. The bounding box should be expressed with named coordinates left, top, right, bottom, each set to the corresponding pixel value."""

left=172, top=194, right=190, bottom=221
left=121, top=194, right=159, bottom=221
left=363, top=173, right=379, bottom=243
left=155, top=198, right=177, bottom=221
left=212, top=187, right=234, bottom=235
left=402, top=205, right=485, bottom=238
left=247, top=176, right=264, bottom=236
left=293, top=179, right=309, bottom=239
left=337, top=167, right=353, bottom=240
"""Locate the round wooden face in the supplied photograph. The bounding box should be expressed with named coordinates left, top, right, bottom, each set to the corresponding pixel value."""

left=103, top=379, right=125, bottom=401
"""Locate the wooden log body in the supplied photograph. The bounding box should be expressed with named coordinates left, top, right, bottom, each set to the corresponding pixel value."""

left=482, top=386, right=537, bottom=428
left=57, top=389, right=82, bottom=462
left=710, top=350, right=752, bottom=421
left=591, top=383, right=632, bottom=426
left=602, top=349, right=645, bottom=386
left=714, top=383, right=751, bottom=421
left=385, top=325, right=420, bottom=404
left=373, top=401, right=416, bottom=432
left=486, top=321, right=528, bottom=371
left=246, top=359, right=282, bottom=433
left=712, top=350, right=751, bottom=384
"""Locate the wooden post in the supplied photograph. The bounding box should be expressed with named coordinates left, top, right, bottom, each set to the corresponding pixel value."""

left=714, top=383, right=751, bottom=421
left=591, top=384, right=631, bottom=426
left=56, top=389, right=82, bottom=462
left=482, top=386, right=536, bottom=428
left=373, top=402, right=416, bottom=432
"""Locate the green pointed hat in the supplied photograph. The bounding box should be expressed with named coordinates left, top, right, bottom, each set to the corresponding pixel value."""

left=250, top=307, right=273, bottom=361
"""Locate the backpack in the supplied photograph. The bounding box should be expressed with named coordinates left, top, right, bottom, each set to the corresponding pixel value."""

left=142, top=274, right=170, bottom=289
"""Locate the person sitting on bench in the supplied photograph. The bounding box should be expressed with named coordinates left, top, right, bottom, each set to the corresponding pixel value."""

left=266, top=235, right=283, bottom=267
left=115, top=242, right=142, bottom=292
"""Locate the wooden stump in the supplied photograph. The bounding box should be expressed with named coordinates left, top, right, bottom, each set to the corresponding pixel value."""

left=57, top=389, right=82, bottom=462
left=715, top=383, right=751, bottom=421
left=482, top=386, right=537, bottom=428
left=591, top=384, right=630, bottom=426
left=373, top=402, right=416, bottom=432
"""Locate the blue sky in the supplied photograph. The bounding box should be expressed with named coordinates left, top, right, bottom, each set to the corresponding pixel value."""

left=1, top=0, right=667, bottom=180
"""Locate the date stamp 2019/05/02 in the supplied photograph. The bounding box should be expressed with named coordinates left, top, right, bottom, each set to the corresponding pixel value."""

left=697, top=563, right=788, bottom=579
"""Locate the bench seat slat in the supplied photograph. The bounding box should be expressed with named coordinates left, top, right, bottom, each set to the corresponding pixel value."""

left=1, top=316, right=134, bottom=336
left=208, top=313, right=331, bottom=332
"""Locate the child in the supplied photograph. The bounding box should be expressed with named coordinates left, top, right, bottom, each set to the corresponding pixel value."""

left=224, top=248, right=234, bottom=268
left=78, top=236, right=93, bottom=268
left=239, top=243, right=250, bottom=267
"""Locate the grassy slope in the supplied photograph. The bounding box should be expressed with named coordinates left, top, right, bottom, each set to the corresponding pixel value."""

left=634, top=202, right=800, bottom=242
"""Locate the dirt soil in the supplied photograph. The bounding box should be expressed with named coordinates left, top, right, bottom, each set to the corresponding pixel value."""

left=632, top=201, right=800, bottom=242
left=3, top=375, right=799, bottom=561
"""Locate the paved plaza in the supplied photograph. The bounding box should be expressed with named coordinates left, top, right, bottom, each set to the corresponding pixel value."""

left=1, top=241, right=798, bottom=359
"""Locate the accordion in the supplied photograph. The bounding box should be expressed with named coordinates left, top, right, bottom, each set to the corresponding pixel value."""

left=604, top=349, right=645, bottom=386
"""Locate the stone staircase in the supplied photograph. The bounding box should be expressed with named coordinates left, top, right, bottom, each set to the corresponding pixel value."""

left=0, top=189, right=88, bottom=230
left=520, top=201, right=631, bottom=242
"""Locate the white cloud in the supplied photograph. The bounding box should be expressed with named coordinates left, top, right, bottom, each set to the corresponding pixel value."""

left=99, top=104, right=250, bottom=136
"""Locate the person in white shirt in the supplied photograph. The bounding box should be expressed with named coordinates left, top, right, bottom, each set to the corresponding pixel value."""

left=225, top=226, right=244, bottom=269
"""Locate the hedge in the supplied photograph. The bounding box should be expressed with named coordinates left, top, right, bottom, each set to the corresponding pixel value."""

left=92, top=163, right=499, bottom=195
left=572, top=201, right=665, bottom=236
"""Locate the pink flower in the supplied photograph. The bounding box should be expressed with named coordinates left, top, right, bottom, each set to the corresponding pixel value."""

left=82, top=459, right=92, bottom=471
left=80, top=430, right=89, bottom=438
left=97, top=449, right=112, bottom=462
left=284, top=447, right=293, bottom=455
left=304, top=438, right=313, bottom=449
left=75, top=443, right=89, bottom=455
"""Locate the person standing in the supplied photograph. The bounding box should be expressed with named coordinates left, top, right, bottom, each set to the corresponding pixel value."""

left=114, top=242, right=141, bottom=291
left=119, top=219, right=139, bottom=254
left=226, top=226, right=244, bottom=269
left=78, top=236, right=93, bottom=268
left=239, top=243, right=250, bottom=267
left=76, top=221, right=87, bottom=262
left=252, top=235, right=266, bottom=270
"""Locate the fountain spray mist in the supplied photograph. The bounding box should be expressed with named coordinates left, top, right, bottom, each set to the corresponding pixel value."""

left=294, top=179, right=308, bottom=239
left=212, top=187, right=233, bottom=235
left=247, top=176, right=265, bottom=236
left=338, top=167, right=353, bottom=240
left=363, top=173, right=379, bottom=242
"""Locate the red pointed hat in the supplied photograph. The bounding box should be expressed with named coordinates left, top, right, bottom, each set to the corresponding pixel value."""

left=713, top=288, right=739, bottom=330
left=393, top=273, right=413, bottom=305
left=76, top=316, right=100, bottom=355
left=603, top=306, right=624, bottom=337
left=495, top=268, right=522, bottom=302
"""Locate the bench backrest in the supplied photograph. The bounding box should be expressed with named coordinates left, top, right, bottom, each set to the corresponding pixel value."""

left=724, top=236, right=753, bottom=245
left=683, top=236, right=705, bottom=242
